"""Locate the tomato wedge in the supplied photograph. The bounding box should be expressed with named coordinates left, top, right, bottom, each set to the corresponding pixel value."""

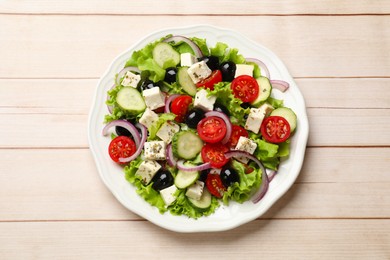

left=201, top=143, right=229, bottom=168
left=228, top=124, right=249, bottom=148
left=231, top=75, right=259, bottom=103
left=197, top=116, right=227, bottom=143
left=108, top=136, right=136, bottom=164
left=196, top=70, right=222, bottom=90
left=206, top=174, right=226, bottom=198
left=170, top=95, right=192, bottom=122
left=260, top=116, right=291, bottom=143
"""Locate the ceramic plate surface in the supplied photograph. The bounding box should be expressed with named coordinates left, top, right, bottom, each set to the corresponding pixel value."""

left=88, top=24, right=309, bottom=233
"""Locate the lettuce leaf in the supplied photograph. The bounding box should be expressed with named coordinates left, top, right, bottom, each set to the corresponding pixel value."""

left=210, top=42, right=246, bottom=64
left=207, top=82, right=249, bottom=125
left=124, top=157, right=167, bottom=213
left=147, top=113, right=176, bottom=141
left=222, top=159, right=262, bottom=204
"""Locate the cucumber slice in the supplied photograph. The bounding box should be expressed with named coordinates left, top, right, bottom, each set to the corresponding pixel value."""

left=153, top=42, right=180, bottom=69
left=188, top=189, right=212, bottom=211
left=116, top=87, right=146, bottom=114
left=174, top=169, right=199, bottom=189
left=172, top=131, right=203, bottom=160
left=251, top=76, right=272, bottom=107
left=177, top=67, right=197, bottom=96
left=270, top=107, right=297, bottom=132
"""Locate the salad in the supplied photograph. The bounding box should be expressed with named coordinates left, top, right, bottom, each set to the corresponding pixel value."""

left=102, top=34, right=297, bottom=219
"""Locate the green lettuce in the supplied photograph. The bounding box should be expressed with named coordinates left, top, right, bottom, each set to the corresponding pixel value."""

left=207, top=82, right=249, bottom=125
left=147, top=113, right=176, bottom=141
left=210, top=42, right=245, bottom=64
left=222, top=159, right=262, bottom=204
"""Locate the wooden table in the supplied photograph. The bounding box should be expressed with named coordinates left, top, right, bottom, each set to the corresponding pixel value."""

left=1, top=1, right=389, bottom=259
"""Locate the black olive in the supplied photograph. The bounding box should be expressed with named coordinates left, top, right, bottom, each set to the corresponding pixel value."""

left=214, top=103, right=230, bottom=117
left=115, top=126, right=131, bottom=137
left=151, top=170, right=174, bottom=191
left=140, top=79, right=160, bottom=91
left=220, top=166, right=240, bottom=188
left=199, top=170, right=209, bottom=183
left=199, top=55, right=219, bottom=71
left=220, top=61, right=236, bottom=82
left=240, top=102, right=251, bottom=109
left=164, top=67, right=177, bottom=84
left=185, top=108, right=205, bottom=128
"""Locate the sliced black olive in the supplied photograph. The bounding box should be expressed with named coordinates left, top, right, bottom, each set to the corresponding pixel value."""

left=151, top=170, right=174, bottom=191
left=220, top=61, right=236, bottom=82
left=185, top=108, right=205, bottom=128
left=115, top=126, right=131, bottom=137
left=220, top=166, right=240, bottom=188
left=140, top=79, right=160, bottom=91
left=199, top=169, right=209, bottom=183
left=240, top=102, right=251, bottom=109
left=213, top=103, right=230, bottom=117
left=164, top=67, right=178, bottom=84
left=199, top=55, right=220, bottom=71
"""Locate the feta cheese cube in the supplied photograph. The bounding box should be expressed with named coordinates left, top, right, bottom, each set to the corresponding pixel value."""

left=142, top=87, right=165, bottom=110
left=139, top=108, right=159, bottom=129
left=121, top=71, right=141, bottom=88
left=194, top=89, right=216, bottom=111
left=135, top=160, right=161, bottom=184
left=144, top=141, right=166, bottom=160
left=234, top=64, right=254, bottom=78
left=259, top=103, right=274, bottom=116
left=187, top=61, right=212, bottom=84
left=185, top=181, right=204, bottom=201
left=156, top=121, right=180, bottom=144
left=245, top=107, right=266, bottom=134
left=180, top=53, right=197, bottom=67
left=160, top=185, right=178, bottom=206
left=234, top=136, right=258, bottom=163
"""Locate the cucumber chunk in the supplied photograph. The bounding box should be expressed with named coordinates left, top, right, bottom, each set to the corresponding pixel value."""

left=172, top=131, right=203, bottom=160
left=251, top=76, right=272, bottom=107
left=174, top=169, right=199, bottom=189
left=270, top=107, right=297, bottom=132
left=177, top=67, right=197, bottom=96
left=188, top=189, right=212, bottom=210
left=153, top=42, right=180, bottom=69
left=116, top=87, right=146, bottom=114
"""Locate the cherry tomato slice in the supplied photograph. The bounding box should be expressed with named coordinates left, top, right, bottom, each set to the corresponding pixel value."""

left=201, top=143, right=229, bottom=169
left=196, top=70, right=222, bottom=90
left=170, top=95, right=192, bottom=122
left=260, top=116, right=291, bottom=143
left=197, top=116, right=227, bottom=143
left=108, top=136, right=136, bottom=164
left=206, top=174, right=226, bottom=198
left=228, top=124, right=249, bottom=148
left=231, top=75, right=259, bottom=103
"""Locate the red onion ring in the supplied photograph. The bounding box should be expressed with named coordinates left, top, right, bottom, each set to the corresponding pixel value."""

left=267, top=170, right=277, bottom=182
left=245, top=58, right=271, bottom=79
left=116, top=66, right=141, bottom=86
left=166, top=143, right=177, bottom=167
left=164, top=94, right=180, bottom=113
left=176, top=160, right=212, bottom=172
left=205, top=111, right=232, bottom=144
left=106, top=84, right=116, bottom=114
left=119, top=123, right=147, bottom=163
left=102, top=120, right=141, bottom=148
left=225, top=150, right=269, bottom=204
left=270, top=80, right=290, bottom=92
left=163, top=36, right=203, bottom=59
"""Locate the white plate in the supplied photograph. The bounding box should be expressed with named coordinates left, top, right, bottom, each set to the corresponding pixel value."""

left=88, top=24, right=309, bottom=233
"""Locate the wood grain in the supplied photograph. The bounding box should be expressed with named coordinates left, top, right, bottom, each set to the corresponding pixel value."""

left=0, top=15, right=389, bottom=78
left=0, top=220, right=389, bottom=259
left=1, top=0, right=390, bottom=14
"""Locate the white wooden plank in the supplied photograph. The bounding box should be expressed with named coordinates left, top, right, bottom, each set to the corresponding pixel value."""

left=0, top=148, right=389, bottom=221
left=0, top=15, right=389, bottom=78
left=0, top=220, right=389, bottom=259
left=1, top=0, right=389, bottom=14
